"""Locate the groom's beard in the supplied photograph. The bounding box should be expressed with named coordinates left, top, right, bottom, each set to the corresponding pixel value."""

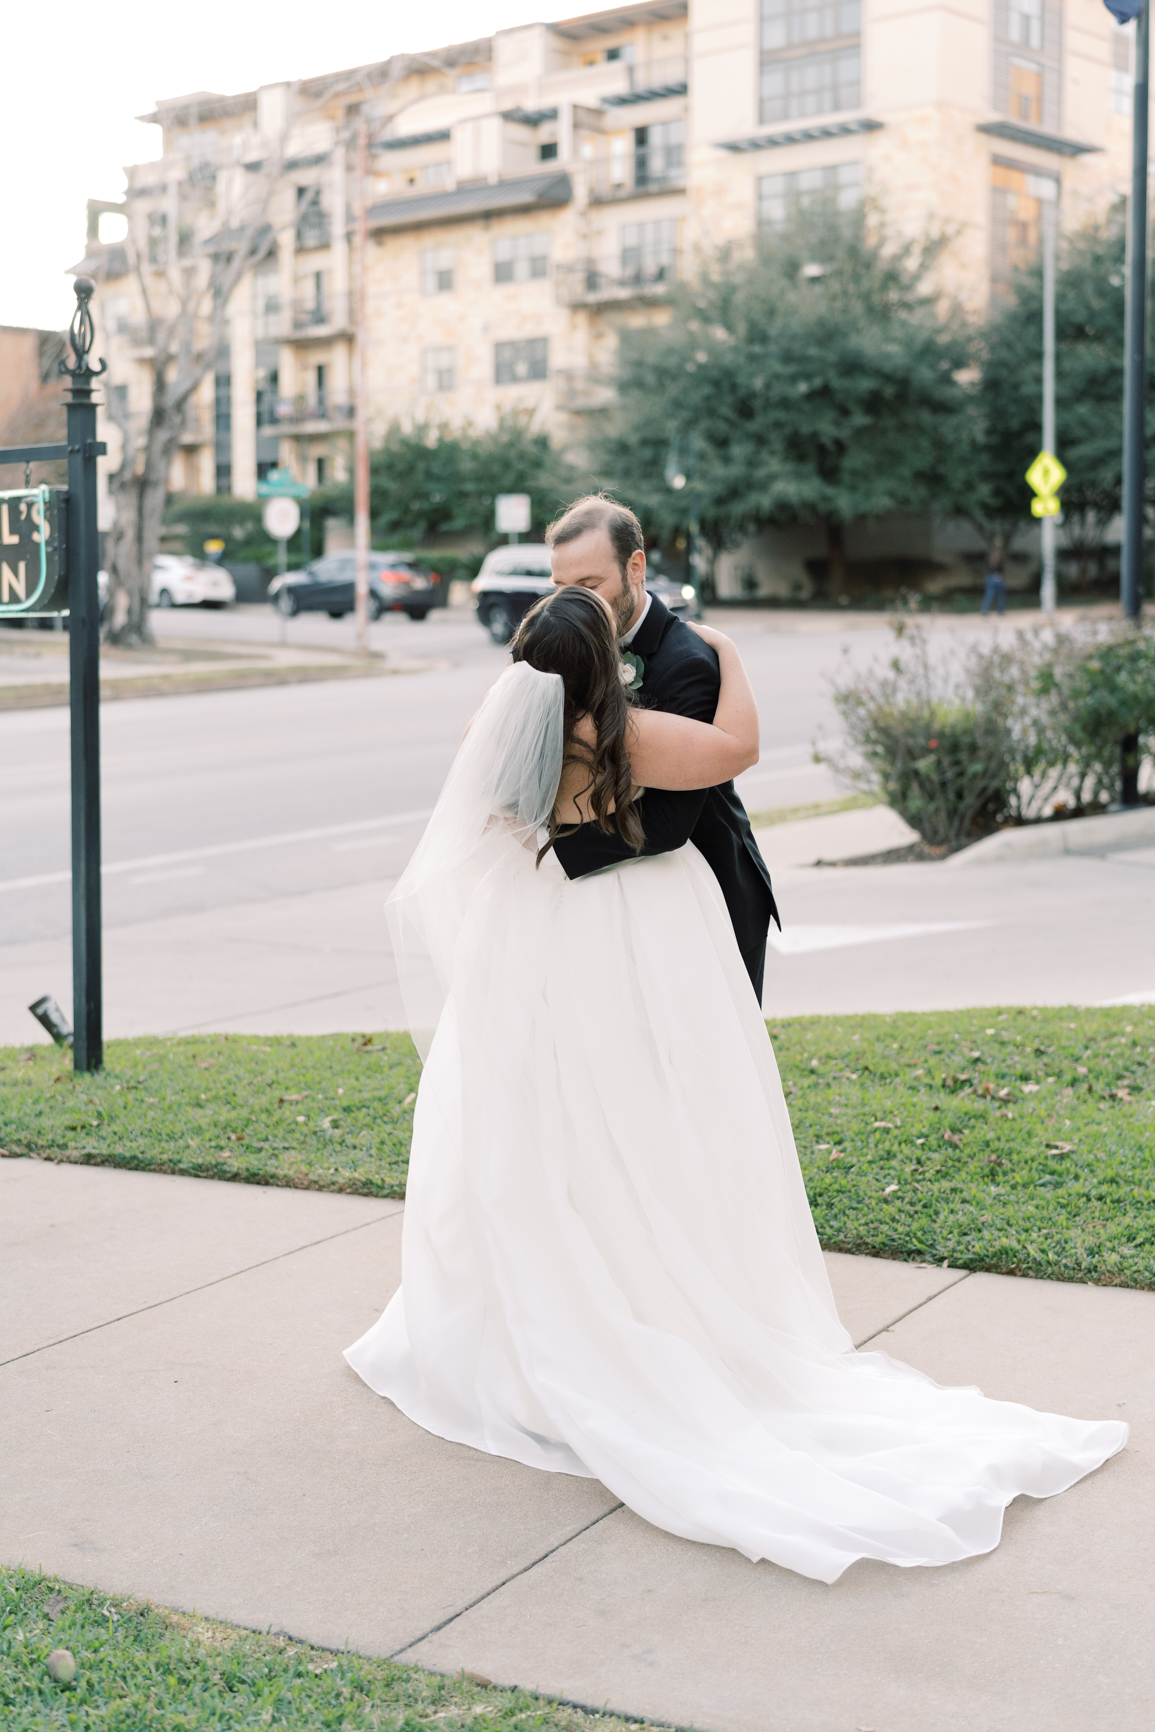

left=611, top=571, right=638, bottom=638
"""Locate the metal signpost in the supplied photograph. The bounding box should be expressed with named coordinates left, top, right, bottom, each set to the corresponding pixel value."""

left=1119, top=0, right=1149, bottom=623
left=0, top=278, right=107, bottom=1070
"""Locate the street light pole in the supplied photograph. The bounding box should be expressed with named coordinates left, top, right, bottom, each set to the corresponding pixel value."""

left=1041, top=192, right=1058, bottom=614
left=1121, top=0, right=1149, bottom=624
left=353, top=118, right=371, bottom=652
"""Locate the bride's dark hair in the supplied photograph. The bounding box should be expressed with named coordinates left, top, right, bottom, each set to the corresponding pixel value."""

left=511, top=585, right=644, bottom=862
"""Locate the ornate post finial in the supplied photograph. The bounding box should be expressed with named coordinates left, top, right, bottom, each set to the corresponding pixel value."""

left=60, top=276, right=107, bottom=383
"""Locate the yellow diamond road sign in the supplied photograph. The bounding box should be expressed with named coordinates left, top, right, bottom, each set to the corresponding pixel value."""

left=1026, top=450, right=1067, bottom=498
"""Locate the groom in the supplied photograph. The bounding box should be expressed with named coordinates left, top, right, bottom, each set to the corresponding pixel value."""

left=547, top=494, right=779, bottom=1000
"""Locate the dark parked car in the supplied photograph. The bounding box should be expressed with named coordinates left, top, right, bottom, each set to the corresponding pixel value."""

left=269, top=552, right=444, bottom=620
left=472, top=544, right=701, bottom=645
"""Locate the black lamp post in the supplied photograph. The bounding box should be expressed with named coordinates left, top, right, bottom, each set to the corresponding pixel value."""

left=60, top=278, right=107, bottom=1071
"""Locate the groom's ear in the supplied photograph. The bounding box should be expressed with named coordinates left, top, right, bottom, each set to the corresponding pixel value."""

left=627, top=548, right=647, bottom=587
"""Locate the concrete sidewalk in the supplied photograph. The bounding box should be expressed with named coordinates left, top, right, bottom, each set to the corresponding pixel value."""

left=2, top=1157, right=1149, bottom=1731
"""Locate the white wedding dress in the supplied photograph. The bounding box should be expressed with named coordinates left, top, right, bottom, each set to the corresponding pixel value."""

left=345, top=663, right=1126, bottom=1583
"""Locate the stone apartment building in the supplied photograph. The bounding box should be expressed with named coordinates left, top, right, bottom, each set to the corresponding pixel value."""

left=80, top=0, right=1135, bottom=592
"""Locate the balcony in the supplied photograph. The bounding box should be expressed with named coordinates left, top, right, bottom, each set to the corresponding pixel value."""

left=260, top=396, right=355, bottom=432
left=555, top=257, right=679, bottom=306
left=289, top=293, right=353, bottom=339
left=589, top=143, right=685, bottom=202
left=295, top=210, right=332, bottom=251
left=600, top=56, right=689, bottom=108
left=177, top=411, right=215, bottom=446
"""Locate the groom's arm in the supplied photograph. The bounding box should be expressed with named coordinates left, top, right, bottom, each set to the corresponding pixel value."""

left=552, top=648, right=719, bottom=881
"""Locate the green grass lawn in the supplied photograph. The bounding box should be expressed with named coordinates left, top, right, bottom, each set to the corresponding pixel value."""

left=2, top=1007, right=1153, bottom=1288
left=0, top=1568, right=664, bottom=1731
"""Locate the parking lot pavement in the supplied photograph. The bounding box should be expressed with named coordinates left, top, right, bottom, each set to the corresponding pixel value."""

left=3, top=1158, right=1148, bottom=1732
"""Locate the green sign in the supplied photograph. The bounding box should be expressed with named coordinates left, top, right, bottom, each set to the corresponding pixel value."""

left=256, top=467, right=311, bottom=500
left=0, top=487, right=68, bottom=615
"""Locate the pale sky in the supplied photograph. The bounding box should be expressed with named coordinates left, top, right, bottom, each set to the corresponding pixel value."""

left=2, top=0, right=570, bottom=332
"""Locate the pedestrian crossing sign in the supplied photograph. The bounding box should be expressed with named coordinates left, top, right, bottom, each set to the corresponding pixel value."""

left=1026, top=450, right=1067, bottom=499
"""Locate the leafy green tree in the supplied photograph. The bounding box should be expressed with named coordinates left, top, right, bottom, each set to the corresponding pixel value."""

left=320, top=413, right=578, bottom=549
left=964, top=209, right=1135, bottom=581
left=592, top=205, right=973, bottom=591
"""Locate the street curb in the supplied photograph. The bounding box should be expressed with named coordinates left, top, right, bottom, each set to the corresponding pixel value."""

left=946, top=804, right=1155, bottom=866
left=0, top=658, right=443, bottom=711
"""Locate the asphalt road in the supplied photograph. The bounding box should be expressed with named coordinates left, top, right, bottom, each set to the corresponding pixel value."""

left=0, top=602, right=904, bottom=950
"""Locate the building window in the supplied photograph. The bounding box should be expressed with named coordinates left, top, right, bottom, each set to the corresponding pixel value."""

left=759, top=160, right=862, bottom=227
left=422, top=161, right=452, bottom=188
left=422, top=346, right=456, bottom=392
left=991, top=159, right=1058, bottom=292
left=494, top=233, right=550, bottom=283
left=1112, top=22, right=1133, bottom=114
left=1007, top=0, right=1043, bottom=49
left=108, top=383, right=129, bottom=416
left=316, top=456, right=328, bottom=486
left=216, top=464, right=232, bottom=494
left=495, top=338, right=548, bottom=384
left=760, top=0, right=861, bottom=126
left=539, top=140, right=559, bottom=161
left=634, top=120, right=685, bottom=187
left=147, top=211, right=167, bottom=267
left=315, top=364, right=328, bottom=417
left=421, top=246, right=455, bottom=294
left=457, top=69, right=492, bottom=93
left=994, top=0, right=1060, bottom=131
left=1008, top=57, right=1043, bottom=124
left=104, top=296, right=131, bottom=336
left=621, top=218, right=679, bottom=282
left=256, top=367, right=279, bottom=428
left=296, top=187, right=330, bottom=251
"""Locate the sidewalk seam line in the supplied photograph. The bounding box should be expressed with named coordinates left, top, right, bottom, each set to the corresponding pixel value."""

left=853, top=1269, right=973, bottom=1348
left=387, top=1502, right=626, bottom=1661
left=0, top=1206, right=403, bottom=1369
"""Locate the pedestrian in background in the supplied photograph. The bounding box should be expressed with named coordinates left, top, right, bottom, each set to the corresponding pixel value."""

left=982, top=541, right=1007, bottom=616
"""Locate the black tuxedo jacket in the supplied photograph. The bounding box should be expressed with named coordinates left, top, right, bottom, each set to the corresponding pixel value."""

left=553, top=595, right=779, bottom=987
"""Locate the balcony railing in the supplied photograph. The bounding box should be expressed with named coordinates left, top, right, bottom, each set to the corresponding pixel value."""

left=589, top=144, right=686, bottom=201
left=601, top=56, right=689, bottom=107
left=295, top=210, right=332, bottom=251
left=290, top=293, right=352, bottom=336
left=554, top=257, right=680, bottom=306
left=260, top=396, right=355, bottom=429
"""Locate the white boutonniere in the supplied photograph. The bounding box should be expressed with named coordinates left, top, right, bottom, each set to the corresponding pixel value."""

left=619, top=651, right=644, bottom=692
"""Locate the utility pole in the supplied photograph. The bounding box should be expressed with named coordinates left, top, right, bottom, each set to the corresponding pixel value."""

left=1121, top=0, right=1149, bottom=624
left=1040, top=190, right=1058, bottom=614
left=353, top=118, right=371, bottom=652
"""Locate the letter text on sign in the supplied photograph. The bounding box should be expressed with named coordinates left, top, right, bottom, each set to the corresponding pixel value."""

left=1, top=561, right=27, bottom=602
left=1, top=504, right=19, bottom=546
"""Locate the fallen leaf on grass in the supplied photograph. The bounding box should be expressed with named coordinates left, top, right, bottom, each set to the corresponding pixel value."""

left=403, top=1092, right=417, bottom=1106
left=871, top=1120, right=895, bottom=1129
left=1021, top=1083, right=1041, bottom=1094
left=45, top=1593, right=66, bottom=1621
left=1046, top=1141, right=1075, bottom=1154
left=278, top=1093, right=308, bottom=1105
left=308, top=1660, right=338, bottom=1675
left=882, top=1183, right=900, bottom=1196
left=943, top=1130, right=965, bottom=1146
left=828, top=1151, right=842, bottom=1161
left=1076, top=1065, right=1089, bottom=1075
left=1111, top=1088, right=1134, bottom=1102
left=245, top=1044, right=272, bottom=1053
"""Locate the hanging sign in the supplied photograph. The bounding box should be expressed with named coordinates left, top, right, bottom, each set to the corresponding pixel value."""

left=0, top=487, right=69, bottom=615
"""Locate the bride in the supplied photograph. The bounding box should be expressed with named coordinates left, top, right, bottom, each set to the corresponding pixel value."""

left=346, top=583, right=1125, bottom=1585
